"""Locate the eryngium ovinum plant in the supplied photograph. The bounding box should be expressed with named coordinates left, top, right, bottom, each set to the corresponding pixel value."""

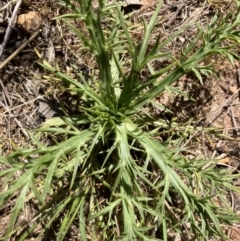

left=1, top=0, right=240, bottom=240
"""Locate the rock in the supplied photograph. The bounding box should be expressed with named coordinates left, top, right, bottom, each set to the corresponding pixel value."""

left=17, top=11, right=42, bottom=33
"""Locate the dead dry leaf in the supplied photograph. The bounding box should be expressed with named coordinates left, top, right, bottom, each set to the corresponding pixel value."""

left=217, top=156, right=230, bottom=165
left=38, top=98, right=63, bottom=119
left=229, top=227, right=240, bottom=241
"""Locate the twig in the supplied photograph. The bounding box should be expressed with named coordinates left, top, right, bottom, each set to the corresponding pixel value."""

left=0, top=29, right=41, bottom=69
left=0, top=0, right=22, bottom=57
left=0, top=0, right=17, bottom=12
left=1, top=95, right=42, bottom=115
left=0, top=78, right=12, bottom=106
left=229, top=104, right=239, bottom=134
left=201, top=131, right=207, bottom=158
left=114, top=215, right=120, bottom=237
left=165, top=4, right=184, bottom=28
left=205, top=89, right=240, bottom=126
left=14, top=117, right=29, bottom=140
left=211, top=140, right=223, bottom=159
left=164, top=200, right=191, bottom=239
left=237, top=68, right=240, bottom=100
left=211, top=128, right=227, bottom=159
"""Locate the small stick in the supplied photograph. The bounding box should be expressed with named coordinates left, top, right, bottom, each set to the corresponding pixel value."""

left=1, top=95, right=42, bottom=115
left=0, top=29, right=41, bottom=69
left=14, top=117, right=29, bottom=140
left=114, top=215, right=120, bottom=237
left=165, top=4, right=184, bottom=28
left=0, top=78, right=12, bottom=106
left=230, top=105, right=238, bottom=129
left=0, top=0, right=22, bottom=57
left=211, top=139, right=223, bottom=159
left=205, top=89, right=240, bottom=126
left=237, top=68, right=240, bottom=100
left=229, top=104, right=240, bottom=136
left=0, top=0, right=17, bottom=12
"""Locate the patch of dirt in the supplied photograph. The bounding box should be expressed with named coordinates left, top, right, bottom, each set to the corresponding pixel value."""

left=0, top=0, right=239, bottom=240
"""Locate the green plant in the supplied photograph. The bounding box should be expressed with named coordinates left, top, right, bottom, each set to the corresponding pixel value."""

left=1, top=0, right=240, bottom=240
